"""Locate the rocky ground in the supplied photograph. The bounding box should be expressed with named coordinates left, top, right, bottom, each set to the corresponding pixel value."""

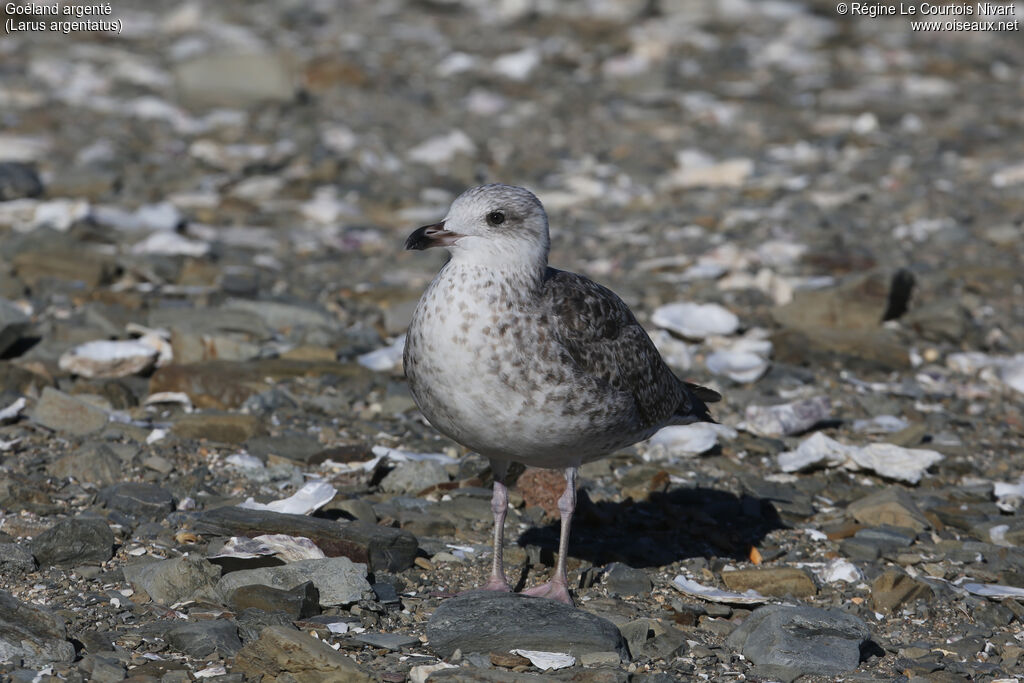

left=1, top=0, right=1024, bottom=681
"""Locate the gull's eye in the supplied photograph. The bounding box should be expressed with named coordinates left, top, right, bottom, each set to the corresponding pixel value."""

left=486, top=211, right=505, bottom=226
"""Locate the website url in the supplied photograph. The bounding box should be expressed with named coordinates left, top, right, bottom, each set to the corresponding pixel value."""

left=910, top=18, right=1020, bottom=30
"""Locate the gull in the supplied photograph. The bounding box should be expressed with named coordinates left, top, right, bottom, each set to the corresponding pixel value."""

left=404, top=184, right=720, bottom=604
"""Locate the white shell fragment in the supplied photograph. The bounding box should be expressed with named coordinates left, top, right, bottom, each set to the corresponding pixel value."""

left=323, top=445, right=459, bottom=474
left=238, top=480, right=337, bottom=515
left=963, top=583, right=1024, bottom=600
left=994, top=478, right=1024, bottom=512
left=778, top=432, right=944, bottom=485
left=672, top=575, right=769, bottom=605
left=819, top=558, right=863, bottom=584
left=509, top=650, right=575, bottom=671
left=58, top=340, right=159, bottom=378
left=209, top=534, right=326, bottom=562
left=357, top=335, right=406, bottom=372
left=648, top=423, right=718, bottom=457
left=743, top=396, right=831, bottom=437
left=0, top=397, right=26, bottom=423
left=408, top=131, right=476, bottom=165
left=651, top=302, right=739, bottom=340
left=706, top=350, right=769, bottom=383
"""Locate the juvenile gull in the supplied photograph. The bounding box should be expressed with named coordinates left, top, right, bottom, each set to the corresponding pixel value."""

left=404, top=184, right=720, bottom=604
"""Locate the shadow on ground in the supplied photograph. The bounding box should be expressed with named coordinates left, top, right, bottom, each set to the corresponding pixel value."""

left=516, top=486, right=787, bottom=569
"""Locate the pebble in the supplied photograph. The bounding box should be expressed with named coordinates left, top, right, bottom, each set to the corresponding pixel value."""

left=0, top=299, right=31, bottom=356
left=720, top=567, right=817, bottom=598
left=227, top=580, right=321, bottom=619
left=651, top=302, right=740, bottom=340
left=603, top=563, right=653, bottom=596
left=0, top=162, right=43, bottom=200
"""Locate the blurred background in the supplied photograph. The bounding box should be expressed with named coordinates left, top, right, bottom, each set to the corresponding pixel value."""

left=1, top=0, right=1024, bottom=679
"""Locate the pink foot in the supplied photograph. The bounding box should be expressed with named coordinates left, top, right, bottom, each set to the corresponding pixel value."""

left=479, top=577, right=512, bottom=592
left=522, top=581, right=574, bottom=605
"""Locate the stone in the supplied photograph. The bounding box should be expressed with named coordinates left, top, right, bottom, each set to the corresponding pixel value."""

left=30, top=387, right=108, bottom=436
left=518, top=467, right=569, bottom=518
left=11, top=249, right=118, bottom=288
left=172, top=412, right=266, bottom=443
left=235, top=608, right=296, bottom=644
left=0, top=299, right=31, bottom=356
left=99, top=482, right=174, bottom=519
left=427, top=591, right=628, bottom=660
left=31, top=517, right=114, bottom=568
left=870, top=569, right=934, bottom=613
left=726, top=604, right=870, bottom=680
left=848, top=488, right=930, bottom=532
left=227, top=580, right=321, bottom=619
left=48, top=442, right=123, bottom=486
left=379, top=459, right=451, bottom=495
left=78, top=654, right=126, bottom=682
left=163, top=620, right=242, bottom=658
left=246, top=433, right=324, bottom=465
left=233, top=625, right=373, bottom=682
left=174, top=52, right=295, bottom=108
left=351, top=632, right=420, bottom=651
left=0, top=543, right=36, bottom=574
left=193, top=506, right=418, bottom=572
left=0, top=589, right=75, bottom=668
left=603, top=563, right=653, bottom=596
left=720, top=567, right=817, bottom=598
left=0, top=162, right=43, bottom=200
left=149, top=359, right=372, bottom=410
left=217, top=556, right=372, bottom=607
left=122, top=555, right=222, bottom=605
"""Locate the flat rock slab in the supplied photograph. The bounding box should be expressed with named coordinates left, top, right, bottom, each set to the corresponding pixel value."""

left=0, top=589, right=75, bottom=668
left=726, top=604, right=870, bottom=681
left=427, top=591, right=628, bottom=660
left=30, top=387, right=108, bottom=436
left=720, top=566, right=817, bottom=598
left=31, top=517, right=114, bottom=568
left=218, top=556, right=371, bottom=607
left=350, top=632, right=420, bottom=651
left=99, top=482, right=174, bottom=519
left=193, top=506, right=417, bottom=572
left=233, top=625, right=373, bottom=682
left=122, top=555, right=222, bottom=606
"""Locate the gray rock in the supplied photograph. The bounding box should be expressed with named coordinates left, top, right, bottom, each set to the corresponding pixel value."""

left=122, top=555, right=222, bottom=606
left=172, top=412, right=266, bottom=444
left=379, top=459, right=451, bottom=494
left=870, top=569, right=934, bottom=613
left=603, top=562, right=653, bottom=596
left=78, top=654, right=126, bottom=683
left=0, top=542, right=36, bottom=574
left=0, top=299, right=31, bottom=356
left=174, top=52, right=295, bottom=108
left=0, top=589, right=75, bottom=668
left=234, top=625, right=373, bottom=682
left=726, top=604, right=870, bottom=680
left=350, top=632, right=419, bottom=651
left=427, top=591, right=628, bottom=660
left=47, top=442, right=123, bottom=486
left=29, top=387, right=108, bottom=436
left=218, top=557, right=371, bottom=607
left=31, top=517, right=114, bottom=568
left=235, top=608, right=296, bottom=644
left=0, top=162, right=43, bottom=200
left=849, top=488, right=930, bottom=532
left=99, top=482, right=174, bottom=519
left=164, top=620, right=242, bottom=658
left=194, top=506, right=417, bottom=572
left=246, top=433, right=324, bottom=465
left=227, top=580, right=320, bottom=619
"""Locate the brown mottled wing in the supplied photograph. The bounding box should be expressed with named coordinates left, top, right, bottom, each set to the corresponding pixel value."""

left=539, top=269, right=711, bottom=428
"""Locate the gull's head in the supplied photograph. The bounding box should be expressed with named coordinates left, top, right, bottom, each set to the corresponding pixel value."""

left=405, top=184, right=550, bottom=267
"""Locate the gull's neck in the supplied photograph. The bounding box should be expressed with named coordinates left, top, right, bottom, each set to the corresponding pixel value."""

left=445, top=238, right=548, bottom=291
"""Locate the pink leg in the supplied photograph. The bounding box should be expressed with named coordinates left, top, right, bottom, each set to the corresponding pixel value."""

left=480, top=476, right=512, bottom=591
left=522, top=466, right=577, bottom=605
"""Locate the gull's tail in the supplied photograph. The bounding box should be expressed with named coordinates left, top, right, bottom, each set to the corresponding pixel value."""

left=677, top=381, right=721, bottom=424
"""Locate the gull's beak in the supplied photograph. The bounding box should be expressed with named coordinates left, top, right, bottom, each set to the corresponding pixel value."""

left=405, top=221, right=461, bottom=250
